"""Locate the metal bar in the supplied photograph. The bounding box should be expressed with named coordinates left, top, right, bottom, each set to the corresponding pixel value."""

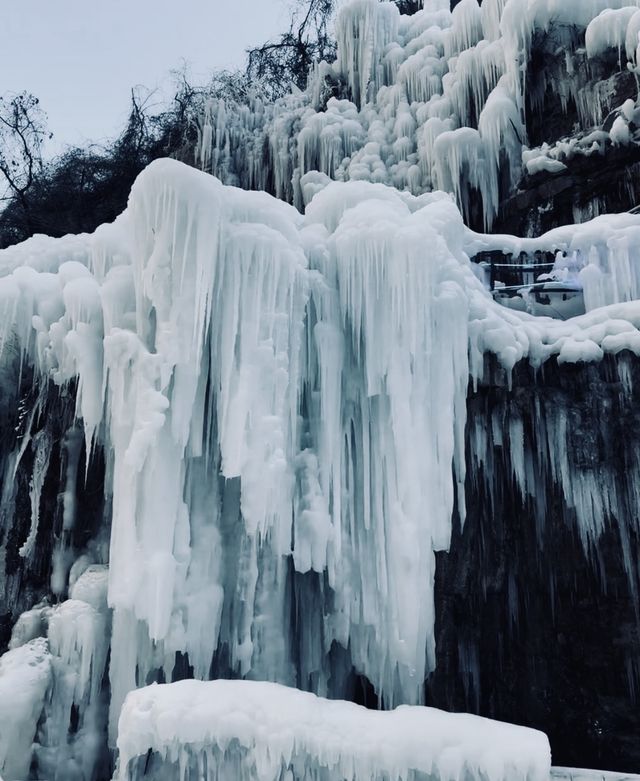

left=488, top=262, right=556, bottom=269
left=493, top=284, right=581, bottom=293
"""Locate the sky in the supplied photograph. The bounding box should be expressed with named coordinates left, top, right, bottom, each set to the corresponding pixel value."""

left=0, top=0, right=290, bottom=154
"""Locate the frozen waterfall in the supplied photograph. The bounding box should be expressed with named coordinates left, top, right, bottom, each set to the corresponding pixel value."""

left=1, top=156, right=640, bottom=779
left=2, top=0, right=640, bottom=777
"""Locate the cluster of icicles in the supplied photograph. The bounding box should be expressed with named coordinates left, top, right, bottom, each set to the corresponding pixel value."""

left=197, top=0, right=640, bottom=229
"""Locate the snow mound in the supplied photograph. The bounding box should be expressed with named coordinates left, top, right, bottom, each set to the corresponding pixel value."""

left=114, top=679, right=551, bottom=781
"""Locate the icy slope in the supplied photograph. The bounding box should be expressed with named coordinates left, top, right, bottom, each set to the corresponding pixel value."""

left=113, top=679, right=551, bottom=781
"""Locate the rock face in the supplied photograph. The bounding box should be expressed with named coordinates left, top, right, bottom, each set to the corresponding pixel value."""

left=431, top=354, right=640, bottom=771
left=497, top=21, right=640, bottom=235
left=0, top=370, right=106, bottom=654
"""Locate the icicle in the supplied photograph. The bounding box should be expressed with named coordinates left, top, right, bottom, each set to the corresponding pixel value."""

left=585, top=6, right=639, bottom=62
left=19, top=428, right=53, bottom=559
left=51, top=427, right=84, bottom=597
left=335, top=0, right=400, bottom=108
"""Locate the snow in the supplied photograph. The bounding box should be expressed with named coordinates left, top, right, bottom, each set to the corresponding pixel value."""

left=610, top=114, right=631, bottom=144
left=114, top=679, right=551, bottom=781
left=523, top=150, right=567, bottom=174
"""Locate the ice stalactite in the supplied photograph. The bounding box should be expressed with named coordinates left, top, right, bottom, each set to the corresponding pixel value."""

left=19, top=429, right=53, bottom=560
left=103, top=162, right=309, bottom=740
left=194, top=0, right=640, bottom=235
left=51, top=427, right=84, bottom=597
left=335, top=0, right=400, bottom=109
left=189, top=0, right=536, bottom=228
left=302, top=181, right=471, bottom=702
left=195, top=0, right=528, bottom=228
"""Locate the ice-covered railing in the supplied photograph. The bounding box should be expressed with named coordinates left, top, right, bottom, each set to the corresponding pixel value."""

left=196, top=0, right=640, bottom=229
left=552, top=769, right=640, bottom=781
left=3, top=160, right=640, bottom=778
left=113, top=679, right=551, bottom=781
left=466, top=211, right=640, bottom=311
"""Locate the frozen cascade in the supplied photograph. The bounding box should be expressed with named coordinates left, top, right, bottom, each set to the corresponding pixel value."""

left=303, top=180, right=471, bottom=701
left=19, top=429, right=53, bottom=560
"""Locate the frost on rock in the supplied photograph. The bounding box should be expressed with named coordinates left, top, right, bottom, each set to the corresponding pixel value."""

left=113, top=679, right=551, bottom=781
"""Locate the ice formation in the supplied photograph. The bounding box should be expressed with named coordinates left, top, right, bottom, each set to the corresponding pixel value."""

left=0, top=638, right=51, bottom=780
left=1, top=0, right=640, bottom=778
left=196, top=0, right=640, bottom=230
left=113, top=679, right=550, bottom=781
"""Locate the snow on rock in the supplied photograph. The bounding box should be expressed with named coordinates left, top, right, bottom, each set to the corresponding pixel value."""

left=113, top=679, right=551, bottom=781
left=523, top=149, right=568, bottom=174
left=0, top=638, right=51, bottom=781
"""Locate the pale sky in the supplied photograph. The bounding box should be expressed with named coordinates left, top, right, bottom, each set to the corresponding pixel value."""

left=0, top=0, right=290, bottom=153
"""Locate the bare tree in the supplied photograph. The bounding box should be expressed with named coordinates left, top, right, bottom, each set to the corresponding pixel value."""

left=0, top=93, right=51, bottom=233
left=247, top=0, right=336, bottom=99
